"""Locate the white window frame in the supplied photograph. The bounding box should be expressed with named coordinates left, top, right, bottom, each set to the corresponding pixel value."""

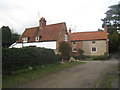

left=22, top=37, right=28, bottom=42
left=91, top=47, right=97, bottom=53
left=72, top=47, right=77, bottom=52
left=35, top=36, right=40, bottom=41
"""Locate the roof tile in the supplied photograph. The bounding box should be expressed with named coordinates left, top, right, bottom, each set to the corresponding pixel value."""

left=18, top=22, right=66, bottom=42
left=68, top=31, right=108, bottom=41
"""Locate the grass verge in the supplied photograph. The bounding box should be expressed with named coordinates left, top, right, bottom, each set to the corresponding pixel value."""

left=3, top=61, right=85, bottom=88
left=94, top=65, right=118, bottom=88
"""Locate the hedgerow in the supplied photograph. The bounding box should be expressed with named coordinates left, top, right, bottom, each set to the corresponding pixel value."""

left=2, top=47, right=58, bottom=76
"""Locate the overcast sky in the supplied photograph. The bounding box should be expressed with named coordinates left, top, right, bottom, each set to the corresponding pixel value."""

left=0, top=0, right=119, bottom=34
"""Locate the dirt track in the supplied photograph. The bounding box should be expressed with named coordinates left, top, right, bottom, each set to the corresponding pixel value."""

left=14, top=60, right=118, bottom=88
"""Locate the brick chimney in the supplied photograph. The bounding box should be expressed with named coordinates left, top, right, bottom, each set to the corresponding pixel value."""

left=39, top=17, right=46, bottom=27
left=69, top=28, right=71, bottom=33
left=104, top=26, right=108, bottom=33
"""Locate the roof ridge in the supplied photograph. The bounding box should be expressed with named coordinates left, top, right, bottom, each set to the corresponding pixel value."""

left=70, top=31, right=104, bottom=34
left=46, top=22, right=65, bottom=26
left=26, top=26, right=39, bottom=30
left=25, top=22, right=65, bottom=30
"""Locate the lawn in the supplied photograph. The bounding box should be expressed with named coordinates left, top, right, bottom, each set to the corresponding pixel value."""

left=3, top=61, right=85, bottom=88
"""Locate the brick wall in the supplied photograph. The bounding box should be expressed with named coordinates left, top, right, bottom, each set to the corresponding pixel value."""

left=56, top=24, right=68, bottom=54
left=71, top=41, right=83, bottom=55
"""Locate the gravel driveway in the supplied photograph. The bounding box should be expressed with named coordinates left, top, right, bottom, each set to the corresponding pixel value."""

left=14, top=60, right=118, bottom=88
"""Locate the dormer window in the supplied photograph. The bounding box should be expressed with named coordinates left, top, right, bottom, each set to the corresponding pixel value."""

left=22, top=37, right=28, bottom=42
left=35, top=36, right=41, bottom=41
left=35, top=36, right=39, bottom=41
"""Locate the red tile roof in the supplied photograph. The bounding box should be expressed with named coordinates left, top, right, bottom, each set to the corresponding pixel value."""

left=18, top=22, right=67, bottom=43
left=37, top=22, right=66, bottom=41
left=18, top=27, right=39, bottom=42
left=68, top=31, right=108, bottom=41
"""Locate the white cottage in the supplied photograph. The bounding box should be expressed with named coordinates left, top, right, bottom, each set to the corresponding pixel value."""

left=10, top=17, right=68, bottom=54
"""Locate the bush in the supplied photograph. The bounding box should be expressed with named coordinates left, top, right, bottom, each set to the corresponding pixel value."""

left=92, top=56, right=106, bottom=60
left=57, top=54, right=63, bottom=61
left=73, top=52, right=109, bottom=60
left=92, top=53, right=109, bottom=60
left=2, top=47, right=58, bottom=76
left=59, top=41, right=72, bottom=59
left=73, top=55, right=86, bottom=60
left=78, top=49, right=84, bottom=55
left=73, top=49, right=85, bottom=60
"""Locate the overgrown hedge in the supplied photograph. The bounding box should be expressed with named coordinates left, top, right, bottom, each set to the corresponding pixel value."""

left=2, top=47, right=58, bottom=76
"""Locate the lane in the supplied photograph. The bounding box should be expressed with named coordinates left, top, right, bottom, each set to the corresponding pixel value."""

left=14, top=60, right=118, bottom=88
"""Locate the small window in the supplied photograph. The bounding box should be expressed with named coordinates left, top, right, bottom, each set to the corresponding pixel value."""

left=28, top=37, right=30, bottom=41
left=92, top=47, right=96, bottom=52
left=92, top=40, right=95, bottom=43
left=22, top=37, right=28, bottom=42
left=72, top=47, right=77, bottom=52
left=72, top=41, right=76, bottom=45
left=35, top=36, right=39, bottom=41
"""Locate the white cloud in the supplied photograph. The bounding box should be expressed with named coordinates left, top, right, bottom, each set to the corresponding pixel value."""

left=0, top=0, right=119, bottom=34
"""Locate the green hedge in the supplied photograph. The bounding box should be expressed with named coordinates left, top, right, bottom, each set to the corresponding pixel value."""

left=73, top=53, right=109, bottom=60
left=92, top=56, right=108, bottom=60
left=73, top=55, right=86, bottom=60
left=2, top=47, right=58, bottom=76
left=92, top=53, right=109, bottom=60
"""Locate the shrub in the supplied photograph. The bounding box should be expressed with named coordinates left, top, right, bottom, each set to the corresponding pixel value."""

left=92, top=56, right=106, bottom=60
left=59, top=41, right=72, bottom=59
left=73, top=55, right=85, bottom=60
left=78, top=49, right=84, bottom=55
left=57, top=54, right=63, bottom=61
left=73, top=49, right=85, bottom=60
left=92, top=53, right=109, bottom=60
left=73, top=52, right=109, bottom=60
left=2, top=47, right=58, bottom=76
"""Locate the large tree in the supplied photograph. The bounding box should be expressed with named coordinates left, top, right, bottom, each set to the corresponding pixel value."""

left=101, top=3, right=120, bottom=52
left=101, top=4, right=120, bottom=34
left=109, top=31, right=119, bottom=52
left=2, top=26, right=12, bottom=48
left=11, top=33, right=20, bottom=43
left=1, top=26, right=20, bottom=48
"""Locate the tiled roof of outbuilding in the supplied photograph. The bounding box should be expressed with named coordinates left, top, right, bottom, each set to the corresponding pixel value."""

left=68, top=31, right=108, bottom=41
